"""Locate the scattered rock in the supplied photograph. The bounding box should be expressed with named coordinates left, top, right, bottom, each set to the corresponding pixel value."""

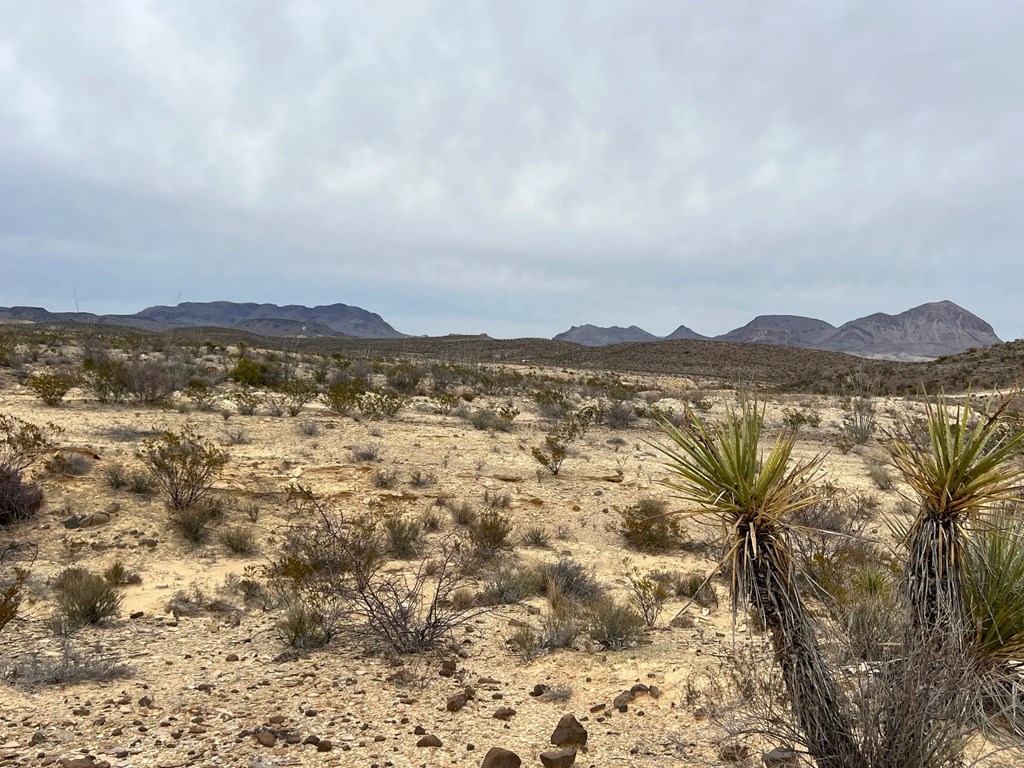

left=481, top=746, right=522, bottom=768
left=613, top=690, right=635, bottom=709
left=540, top=748, right=578, bottom=768
left=417, top=734, right=443, bottom=748
left=256, top=731, right=276, bottom=747
left=530, top=684, right=550, bottom=697
left=129, top=611, right=144, bottom=619
left=492, top=706, right=516, bottom=721
left=439, top=658, right=457, bottom=677
left=550, top=714, right=587, bottom=746
left=414, top=725, right=427, bottom=735
left=225, top=653, right=239, bottom=662
left=316, top=740, right=333, bottom=752
left=63, top=516, right=80, bottom=530
left=763, top=746, right=800, bottom=766
left=447, top=692, right=470, bottom=712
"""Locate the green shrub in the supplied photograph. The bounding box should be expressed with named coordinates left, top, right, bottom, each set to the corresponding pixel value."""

left=276, top=603, right=331, bottom=649
left=229, top=356, right=280, bottom=387
left=385, top=361, right=423, bottom=394
left=531, top=434, right=568, bottom=475
left=521, top=525, right=551, bottom=548
left=0, top=415, right=55, bottom=526
left=171, top=505, right=218, bottom=544
left=103, top=560, right=142, bottom=586
left=618, top=498, right=683, bottom=551
left=232, top=387, right=263, bottom=415
left=88, top=359, right=132, bottom=404
left=53, top=567, right=123, bottom=626
left=127, top=470, right=156, bottom=495
left=605, top=401, right=637, bottom=429
left=137, top=428, right=228, bottom=510
left=627, top=568, right=671, bottom=626
left=104, top=462, right=128, bottom=490
left=322, top=380, right=366, bottom=415
left=384, top=515, right=421, bottom=559
left=448, top=501, right=477, bottom=526
left=469, top=510, right=514, bottom=558
left=585, top=598, right=646, bottom=650
left=29, top=371, right=78, bottom=406
left=781, top=407, right=822, bottom=430
left=219, top=525, right=258, bottom=555
left=482, top=560, right=540, bottom=604
left=357, top=390, right=407, bottom=419
left=536, top=559, right=603, bottom=602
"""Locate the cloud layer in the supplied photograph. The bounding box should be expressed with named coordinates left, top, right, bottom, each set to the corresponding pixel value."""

left=2, top=2, right=1023, bottom=339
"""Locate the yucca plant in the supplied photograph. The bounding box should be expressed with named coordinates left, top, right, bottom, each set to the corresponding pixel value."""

left=963, top=512, right=1024, bottom=737
left=885, top=392, right=1024, bottom=644
left=655, top=398, right=863, bottom=768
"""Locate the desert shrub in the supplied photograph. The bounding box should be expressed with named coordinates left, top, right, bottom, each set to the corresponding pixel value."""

left=264, top=393, right=286, bottom=416
left=28, top=371, right=78, bottom=406
left=536, top=558, right=603, bottom=602
left=219, top=525, right=258, bottom=555
left=185, top=378, right=216, bottom=410
left=627, top=567, right=671, bottom=627
left=469, top=408, right=516, bottom=432
left=0, top=333, right=15, bottom=367
left=0, top=545, right=33, bottom=636
left=276, top=603, right=332, bottom=649
left=127, top=470, right=156, bottom=495
left=666, top=571, right=718, bottom=608
left=521, top=525, right=551, bottom=548
left=297, top=419, right=320, bottom=437
left=171, top=505, right=218, bottom=544
left=507, top=625, right=541, bottom=661
left=229, top=356, right=280, bottom=387
left=585, top=598, right=646, bottom=650
left=88, top=359, right=132, bottom=404
left=531, top=434, right=568, bottom=475
left=789, top=489, right=876, bottom=595
left=867, top=459, right=894, bottom=490
left=532, top=388, right=572, bottom=420
left=448, top=501, right=477, bottom=526
left=409, top=469, right=436, bottom=488
left=484, top=489, right=512, bottom=509
left=223, top=425, right=250, bottom=445
left=482, top=560, right=540, bottom=605
left=3, top=619, right=132, bottom=686
left=44, top=452, right=93, bottom=477
left=540, top=609, right=581, bottom=649
left=357, top=390, right=407, bottom=419
left=53, top=567, right=123, bottom=626
left=383, top=515, right=422, bottom=559
left=419, top=508, right=443, bottom=531
left=371, top=468, right=396, bottom=488
left=322, top=379, right=366, bottom=415
left=619, top=498, right=683, bottom=551
left=605, top=401, right=638, bottom=429
left=0, top=415, right=56, bottom=526
left=428, top=392, right=460, bottom=414
left=351, top=443, right=382, bottom=462
left=836, top=397, right=877, bottom=451
left=385, top=361, right=423, bottom=394
left=832, top=564, right=900, bottom=663
left=127, top=359, right=180, bottom=405
left=103, top=560, right=142, bottom=586
left=469, top=510, right=514, bottom=558
left=232, top=387, right=263, bottom=415
left=104, top=462, right=128, bottom=489
left=277, top=378, right=318, bottom=416
left=781, top=407, right=822, bottom=430
left=138, top=428, right=228, bottom=510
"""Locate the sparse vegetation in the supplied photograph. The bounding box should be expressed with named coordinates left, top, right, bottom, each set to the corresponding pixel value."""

left=618, top=497, right=683, bottom=551
left=52, top=567, right=123, bottom=626
left=28, top=370, right=79, bottom=406
left=138, top=427, right=228, bottom=510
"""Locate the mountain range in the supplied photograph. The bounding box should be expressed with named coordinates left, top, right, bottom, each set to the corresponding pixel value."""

left=553, top=301, right=1001, bottom=360
left=0, top=299, right=1003, bottom=360
left=0, top=301, right=404, bottom=339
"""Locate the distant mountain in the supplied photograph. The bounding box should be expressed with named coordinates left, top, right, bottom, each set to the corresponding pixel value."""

left=552, top=324, right=660, bottom=346
left=717, top=315, right=836, bottom=348
left=822, top=301, right=1000, bottom=359
left=663, top=324, right=709, bottom=341
left=0, top=301, right=404, bottom=339
left=551, top=301, right=1000, bottom=359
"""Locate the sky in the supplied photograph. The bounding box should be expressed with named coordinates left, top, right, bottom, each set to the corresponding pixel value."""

left=2, top=2, right=1023, bottom=340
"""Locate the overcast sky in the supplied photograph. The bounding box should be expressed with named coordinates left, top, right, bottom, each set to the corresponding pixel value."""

left=2, top=2, right=1023, bottom=340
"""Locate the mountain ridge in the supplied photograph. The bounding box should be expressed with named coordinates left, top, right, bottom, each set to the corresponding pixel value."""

left=552, top=301, right=1001, bottom=359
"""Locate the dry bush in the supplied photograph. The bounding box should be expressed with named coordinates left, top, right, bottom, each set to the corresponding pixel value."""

left=585, top=598, right=646, bottom=650
left=137, top=427, right=228, bottom=510
left=52, top=567, right=123, bottom=626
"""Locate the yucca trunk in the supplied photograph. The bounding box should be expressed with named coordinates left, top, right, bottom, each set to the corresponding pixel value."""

left=745, top=527, right=865, bottom=768
left=904, top=516, right=966, bottom=648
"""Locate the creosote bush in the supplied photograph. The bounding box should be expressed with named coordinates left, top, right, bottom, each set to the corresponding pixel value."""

left=137, top=427, right=228, bottom=510
left=0, top=414, right=58, bottom=526
left=28, top=371, right=79, bottom=406
left=52, top=567, right=123, bottom=626
left=618, top=498, right=683, bottom=551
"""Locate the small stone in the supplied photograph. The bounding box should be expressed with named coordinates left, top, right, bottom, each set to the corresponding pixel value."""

left=540, top=748, right=578, bottom=768
left=137, top=696, right=153, bottom=709
left=763, top=747, right=800, bottom=766
left=649, top=685, right=662, bottom=699
left=268, top=715, right=285, bottom=724
left=530, top=684, right=550, bottom=697
left=303, top=735, right=320, bottom=745
left=256, top=731, right=276, bottom=747
left=130, top=611, right=144, bottom=620
left=439, top=659, right=457, bottom=678
left=613, top=690, right=635, bottom=709
left=305, top=709, right=318, bottom=717
left=493, top=706, right=516, bottom=721
left=225, top=653, right=239, bottom=662
left=316, top=740, right=333, bottom=752
left=550, top=714, right=587, bottom=747
left=481, top=746, right=522, bottom=768
left=414, top=725, right=427, bottom=735
left=417, top=734, right=443, bottom=748
left=447, top=692, right=470, bottom=712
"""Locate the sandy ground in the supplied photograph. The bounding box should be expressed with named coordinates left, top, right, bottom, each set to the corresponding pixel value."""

left=0, top=357, right=988, bottom=768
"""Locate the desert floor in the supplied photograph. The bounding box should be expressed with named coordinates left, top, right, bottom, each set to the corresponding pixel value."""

left=0, top=356, right=996, bottom=768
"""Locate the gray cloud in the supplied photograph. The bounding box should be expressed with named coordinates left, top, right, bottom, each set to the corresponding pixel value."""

left=2, top=2, right=1023, bottom=339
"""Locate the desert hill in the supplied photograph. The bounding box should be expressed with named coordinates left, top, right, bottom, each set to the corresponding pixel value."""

left=0, top=301, right=404, bottom=339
